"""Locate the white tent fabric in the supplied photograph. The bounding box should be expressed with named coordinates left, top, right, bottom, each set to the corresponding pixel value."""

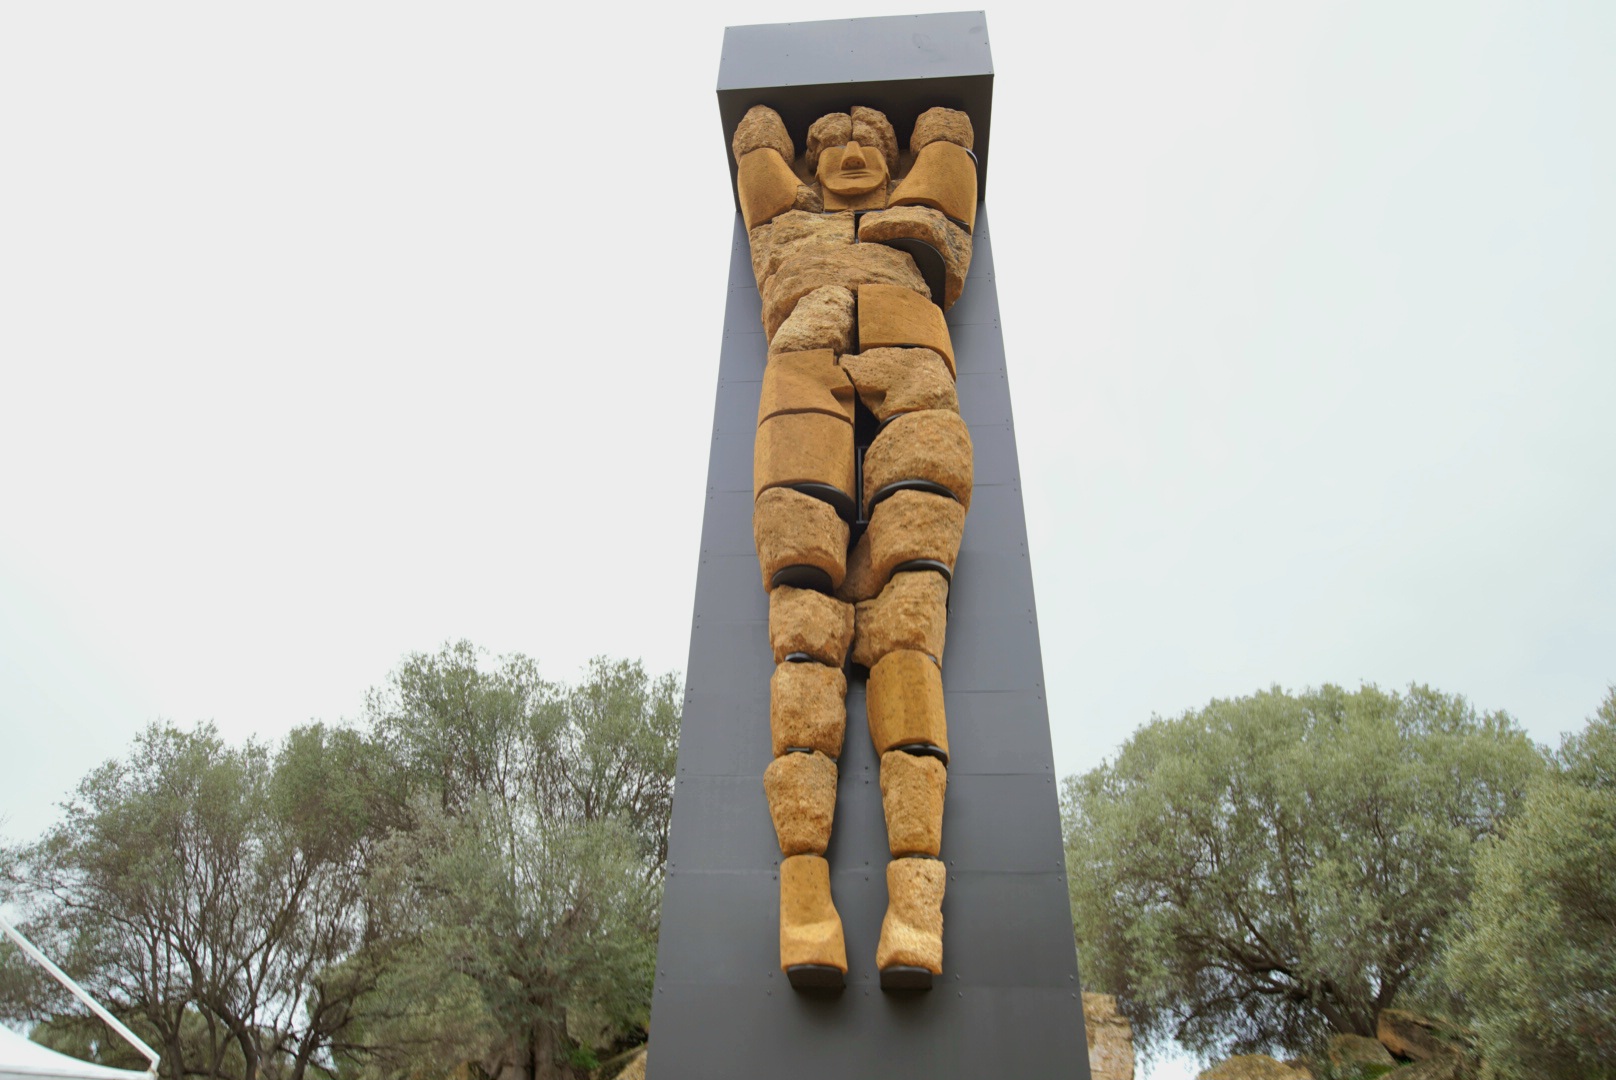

left=0, top=1027, right=152, bottom=1080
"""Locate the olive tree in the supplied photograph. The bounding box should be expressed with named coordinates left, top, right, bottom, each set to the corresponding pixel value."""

left=1445, top=688, right=1616, bottom=1080
left=1063, top=684, right=1542, bottom=1059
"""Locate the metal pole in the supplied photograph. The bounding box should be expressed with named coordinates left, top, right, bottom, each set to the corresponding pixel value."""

left=0, top=913, right=161, bottom=1076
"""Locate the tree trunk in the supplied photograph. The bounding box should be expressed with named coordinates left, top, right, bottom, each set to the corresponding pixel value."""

left=531, top=1013, right=571, bottom=1080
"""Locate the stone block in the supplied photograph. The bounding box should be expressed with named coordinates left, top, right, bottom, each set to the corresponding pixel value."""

left=1376, top=1010, right=1473, bottom=1063
left=732, top=104, right=794, bottom=164
left=758, top=349, right=855, bottom=425
left=753, top=411, right=855, bottom=505
left=769, top=586, right=854, bottom=667
left=865, top=489, right=966, bottom=584
left=770, top=661, right=847, bottom=758
left=890, top=140, right=979, bottom=232
left=737, top=147, right=803, bottom=230
left=753, top=487, right=849, bottom=592
left=1083, top=993, right=1138, bottom=1080
left=779, top=854, right=848, bottom=974
left=875, top=857, right=945, bottom=974
left=851, top=106, right=900, bottom=173
left=857, top=205, right=972, bottom=309
left=834, top=531, right=882, bottom=603
left=857, top=283, right=955, bottom=376
left=765, top=750, right=839, bottom=856
left=851, top=570, right=949, bottom=668
left=866, top=649, right=948, bottom=757
left=768, top=286, right=855, bottom=358
left=880, top=751, right=946, bottom=857
left=910, top=106, right=975, bottom=154
left=839, top=347, right=958, bottom=421
left=862, top=409, right=974, bottom=512
left=805, top=112, right=852, bottom=172
left=748, top=210, right=855, bottom=291
left=764, top=247, right=927, bottom=339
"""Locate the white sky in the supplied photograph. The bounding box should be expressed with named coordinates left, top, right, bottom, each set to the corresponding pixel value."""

left=2, top=4, right=1613, bottom=1073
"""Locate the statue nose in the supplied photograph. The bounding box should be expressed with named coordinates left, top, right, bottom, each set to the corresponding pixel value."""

left=841, top=141, right=868, bottom=169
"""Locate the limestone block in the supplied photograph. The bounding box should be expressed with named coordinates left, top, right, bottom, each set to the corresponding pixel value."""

left=876, top=857, right=945, bottom=973
left=768, top=286, right=854, bottom=358
left=857, top=205, right=973, bottom=309
left=764, top=247, right=927, bottom=340
left=748, top=210, right=855, bottom=292
left=857, top=284, right=955, bottom=376
left=754, top=487, right=849, bottom=592
left=805, top=112, right=852, bottom=172
left=765, top=751, right=838, bottom=856
left=890, top=140, right=979, bottom=232
left=1083, top=993, right=1138, bottom=1080
left=769, top=586, right=854, bottom=666
left=1376, top=1010, right=1473, bottom=1063
left=866, top=650, right=948, bottom=757
left=780, top=854, right=848, bottom=974
left=794, top=185, right=823, bottom=213
left=1324, top=1036, right=1395, bottom=1073
left=865, top=489, right=966, bottom=583
left=737, top=148, right=802, bottom=230
left=851, top=570, right=949, bottom=668
left=770, top=661, right=847, bottom=758
left=910, top=107, right=975, bottom=154
left=851, top=106, right=900, bottom=173
left=834, top=531, right=882, bottom=603
left=862, top=409, right=974, bottom=511
left=732, top=104, right=794, bottom=164
left=880, top=751, right=946, bottom=857
left=758, top=348, right=855, bottom=425
left=1197, top=1057, right=1310, bottom=1080
left=816, top=142, right=889, bottom=214
left=753, top=412, right=855, bottom=504
left=839, top=347, right=958, bottom=421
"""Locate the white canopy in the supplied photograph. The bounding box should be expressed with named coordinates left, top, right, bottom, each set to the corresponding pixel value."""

left=0, top=1028, right=152, bottom=1080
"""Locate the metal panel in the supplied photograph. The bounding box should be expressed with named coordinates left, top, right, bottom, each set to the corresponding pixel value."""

left=652, top=17, right=1088, bottom=1074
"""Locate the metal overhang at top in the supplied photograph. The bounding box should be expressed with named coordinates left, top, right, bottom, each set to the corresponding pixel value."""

left=716, top=11, right=994, bottom=211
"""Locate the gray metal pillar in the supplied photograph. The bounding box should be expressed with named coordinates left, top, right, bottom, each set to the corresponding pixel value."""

left=648, top=14, right=1091, bottom=1078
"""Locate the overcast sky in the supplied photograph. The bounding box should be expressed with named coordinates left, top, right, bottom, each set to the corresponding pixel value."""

left=2, top=3, right=1612, bottom=1073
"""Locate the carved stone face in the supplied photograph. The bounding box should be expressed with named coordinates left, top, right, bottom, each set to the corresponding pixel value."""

left=817, top=140, right=889, bottom=197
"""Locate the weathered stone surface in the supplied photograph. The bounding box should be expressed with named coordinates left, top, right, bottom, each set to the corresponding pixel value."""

left=748, top=210, right=855, bottom=291
left=768, top=286, right=854, bottom=357
left=858, top=205, right=973, bottom=309
left=875, top=857, right=945, bottom=973
left=753, top=487, right=849, bottom=591
left=733, top=104, right=794, bottom=164
left=865, top=489, right=966, bottom=583
left=910, top=106, right=975, bottom=154
left=769, top=586, right=854, bottom=666
left=737, top=147, right=802, bottom=230
left=890, top=140, right=979, bottom=231
left=863, top=409, right=974, bottom=511
left=1326, top=1035, right=1396, bottom=1072
left=1390, top=1054, right=1479, bottom=1080
left=758, top=348, right=854, bottom=424
left=1279, top=1062, right=1315, bottom=1080
left=1376, top=1010, right=1472, bottom=1063
left=834, top=531, right=882, bottom=603
left=753, top=411, right=855, bottom=503
left=851, top=106, right=899, bottom=173
left=793, top=184, right=823, bottom=213
left=770, top=661, right=847, bottom=758
left=765, top=751, right=838, bottom=856
left=1083, top=993, right=1136, bottom=1080
left=763, top=246, right=927, bottom=340
left=816, top=142, right=889, bottom=212
left=852, top=570, right=950, bottom=668
left=806, top=112, right=852, bottom=171
left=1197, top=1057, right=1310, bottom=1080
left=880, top=751, right=946, bottom=856
left=780, top=854, right=847, bottom=973
left=857, top=283, right=955, bottom=376
left=867, top=649, right=948, bottom=756
left=839, top=347, right=958, bottom=421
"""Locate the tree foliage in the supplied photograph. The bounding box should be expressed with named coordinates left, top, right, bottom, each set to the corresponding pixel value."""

left=1444, top=688, right=1616, bottom=1080
left=1, top=643, right=679, bottom=1080
left=1063, top=684, right=1542, bottom=1060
